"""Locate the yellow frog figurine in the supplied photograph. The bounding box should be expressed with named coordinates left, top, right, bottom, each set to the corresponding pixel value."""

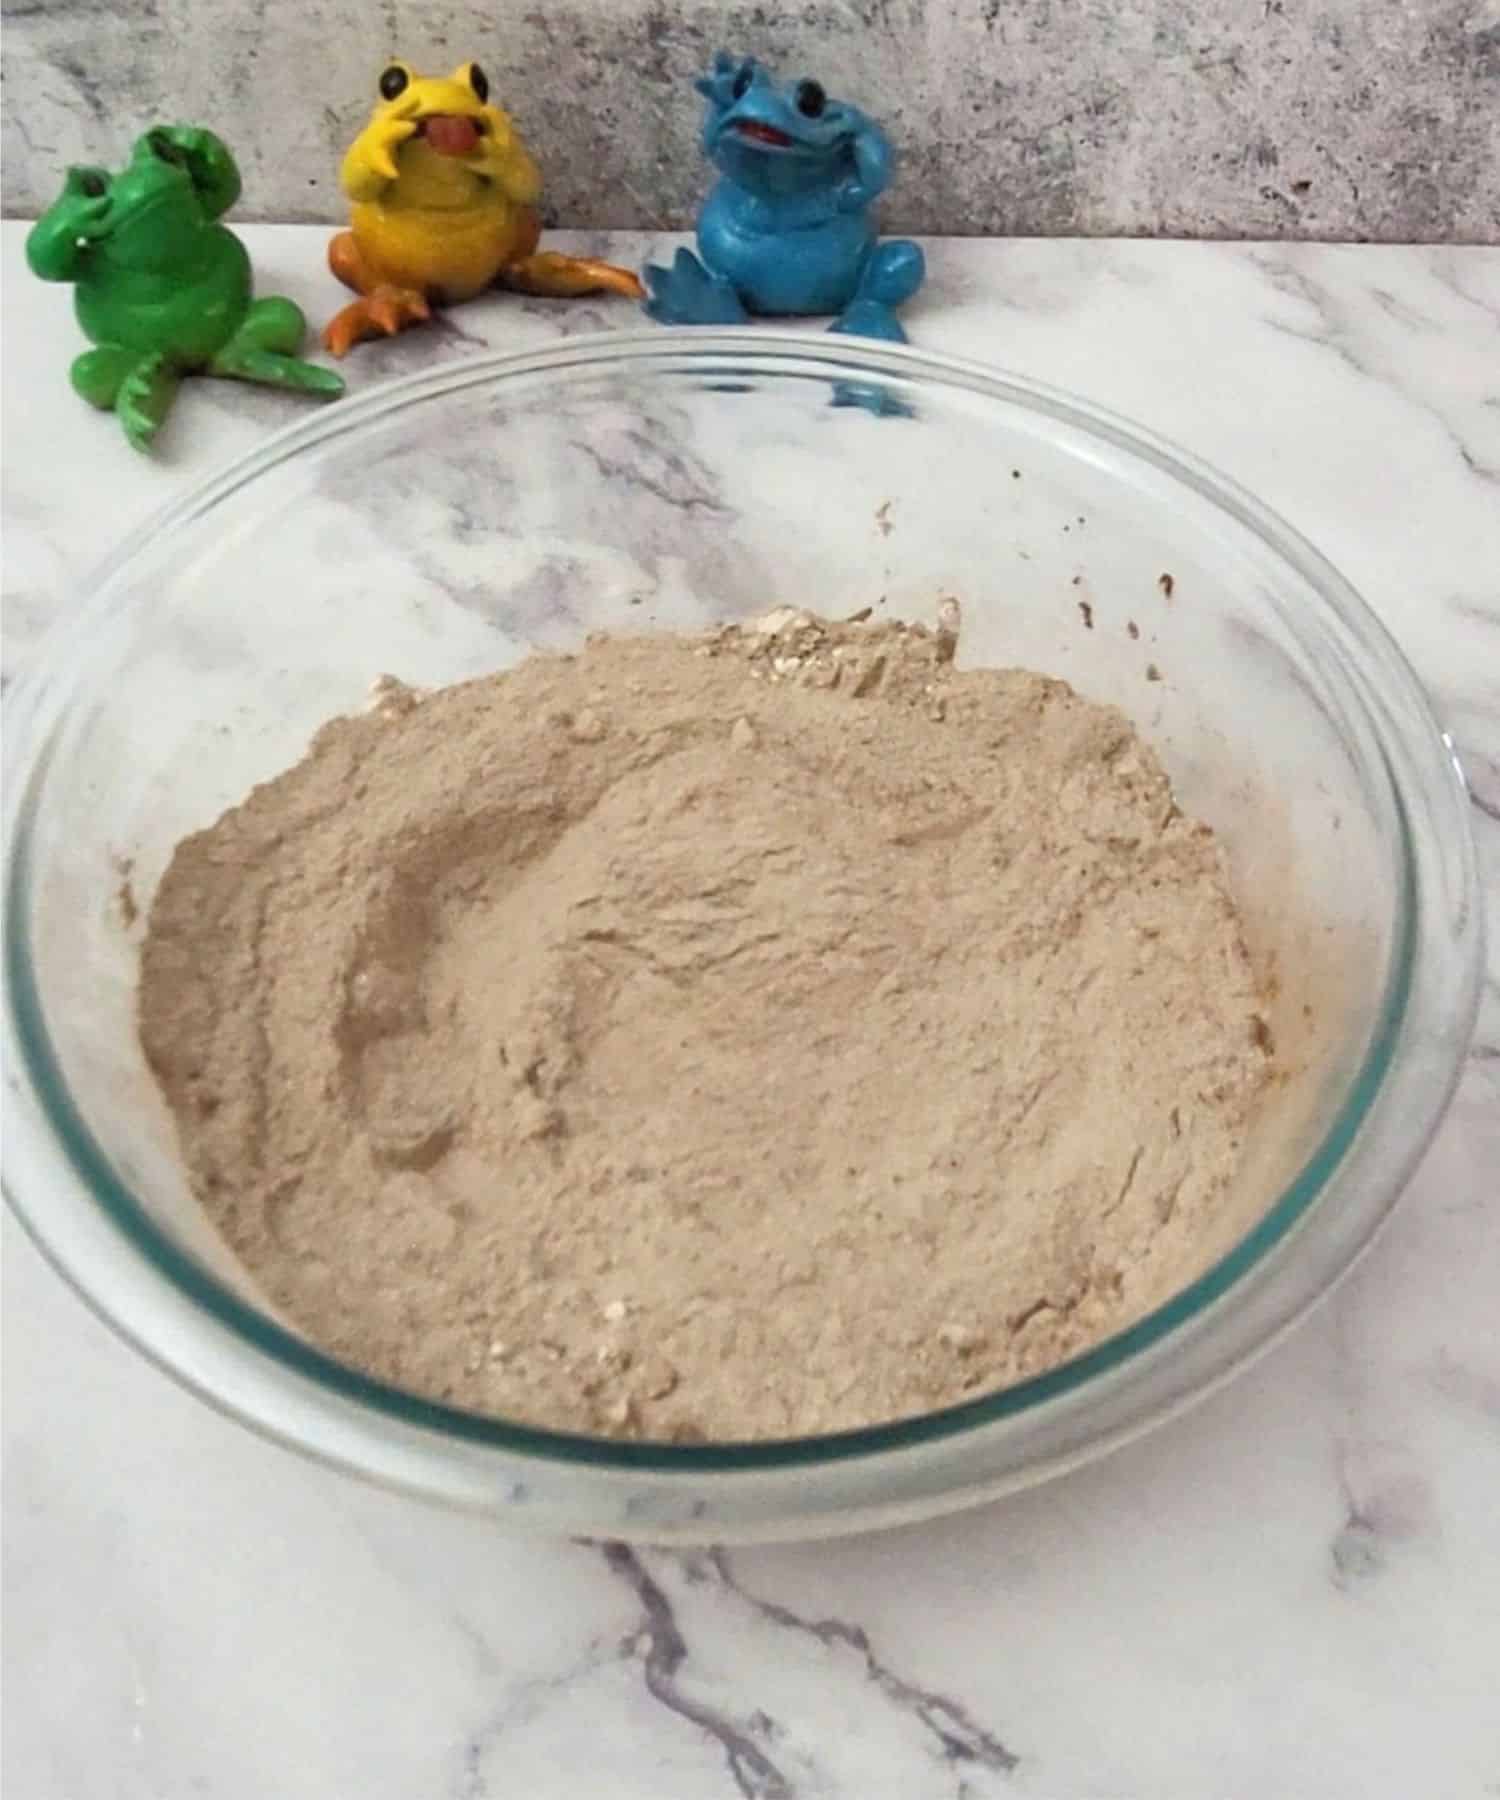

left=324, top=61, right=643, bottom=354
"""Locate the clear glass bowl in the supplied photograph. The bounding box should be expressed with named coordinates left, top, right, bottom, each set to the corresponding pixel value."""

left=2, top=331, right=1481, bottom=1542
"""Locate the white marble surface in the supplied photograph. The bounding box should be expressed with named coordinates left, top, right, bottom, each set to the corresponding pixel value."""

left=4, top=224, right=1499, bottom=1799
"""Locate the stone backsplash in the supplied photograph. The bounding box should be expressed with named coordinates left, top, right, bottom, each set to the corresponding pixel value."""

left=3, top=0, right=1497, bottom=239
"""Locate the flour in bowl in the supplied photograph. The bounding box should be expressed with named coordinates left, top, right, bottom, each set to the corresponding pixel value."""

left=139, top=605, right=1273, bottom=1440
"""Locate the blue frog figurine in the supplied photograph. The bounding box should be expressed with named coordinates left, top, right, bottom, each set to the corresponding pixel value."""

left=644, top=53, right=925, bottom=343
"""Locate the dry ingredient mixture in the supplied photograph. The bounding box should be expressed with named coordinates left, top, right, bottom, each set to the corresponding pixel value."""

left=139, top=606, right=1274, bottom=1441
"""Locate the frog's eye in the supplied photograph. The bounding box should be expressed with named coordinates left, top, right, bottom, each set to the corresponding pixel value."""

left=379, top=64, right=410, bottom=102
left=731, top=66, right=753, bottom=100
left=466, top=62, right=490, bottom=104
left=147, top=131, right=185, bottom=166
left=77, top=169, right=109, bottom=198
left=794, top=79, right=827, bottom=119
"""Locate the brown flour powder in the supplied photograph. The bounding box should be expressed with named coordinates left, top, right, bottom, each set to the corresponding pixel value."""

left=139, top=607, right=1273, bottom=1441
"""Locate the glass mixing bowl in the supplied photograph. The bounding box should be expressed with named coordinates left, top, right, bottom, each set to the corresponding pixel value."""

left=3, top=332, right=1481, bottom=1542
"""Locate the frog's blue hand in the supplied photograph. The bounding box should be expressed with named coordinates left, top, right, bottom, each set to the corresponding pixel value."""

left=696, top=52, right=761, bottom=118
left=837, top=120, right=894, bottom=214
left=643, top=246, right=749, bottom=325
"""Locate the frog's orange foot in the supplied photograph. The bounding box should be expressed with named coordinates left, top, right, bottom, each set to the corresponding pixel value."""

left=591, top=262, right=648, bottom=302
left=502, top=252, right=646, bottom=302
left=322, top=286, right=432, bottom=356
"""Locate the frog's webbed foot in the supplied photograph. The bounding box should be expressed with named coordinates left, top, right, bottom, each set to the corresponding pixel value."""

left=322, top=286, right=432, bottom=357
left=826, top=240, right=925, bottom=416
left=74, top=345, right=185, bottom=449
left=322, top=230, right=429, bottom=355
left=501, top=252, right=645, bottom=301
left=210, top=298, right=345, bottom=397
left=70, top=345, right=136, bottom=411
left=114, top=352, right=181, bottom=452
left=642, top=249, right=748, bottom=326
left=829, top=299, right=909, bottom=345
left=829, top=239, right=926, bottom=345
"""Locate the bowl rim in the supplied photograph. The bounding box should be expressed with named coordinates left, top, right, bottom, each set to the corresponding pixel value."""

left=2, top=327, right=1482, bottom=1485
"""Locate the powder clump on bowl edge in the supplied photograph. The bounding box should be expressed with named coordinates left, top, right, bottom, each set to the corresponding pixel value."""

left=138, top=606, right=1274, bottom=1442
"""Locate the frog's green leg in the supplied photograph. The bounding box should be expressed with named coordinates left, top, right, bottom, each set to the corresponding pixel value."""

left=228, top=297, right=309, bottom=357
left=70, top=345, right=137, bottom=411
left=208, top=298, right=345, bottom=398
left=208, top=345, right=346, bottom=397
left=211, top=347, right=346, bottom=396
left=115, top=352, right=182, bottom=452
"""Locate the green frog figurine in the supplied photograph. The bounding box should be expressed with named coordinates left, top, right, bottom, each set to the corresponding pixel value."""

left=26, top=126, right=344, bottom=451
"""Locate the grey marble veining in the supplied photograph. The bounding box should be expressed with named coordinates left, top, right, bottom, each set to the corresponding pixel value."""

left=3, top=0, right=1499, bottom=241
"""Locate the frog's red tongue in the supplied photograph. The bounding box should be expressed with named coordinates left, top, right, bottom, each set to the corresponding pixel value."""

left=735, top=119, right=794, bottom=148
left=422, top=114, right=480, bottom=157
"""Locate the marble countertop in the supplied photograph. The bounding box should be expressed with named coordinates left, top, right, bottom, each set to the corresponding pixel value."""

left=4, top=224, right=1498, bottom=1800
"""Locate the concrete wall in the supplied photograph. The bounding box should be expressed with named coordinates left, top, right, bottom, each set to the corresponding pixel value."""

left=3, top=0, right=1497, bottom=239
